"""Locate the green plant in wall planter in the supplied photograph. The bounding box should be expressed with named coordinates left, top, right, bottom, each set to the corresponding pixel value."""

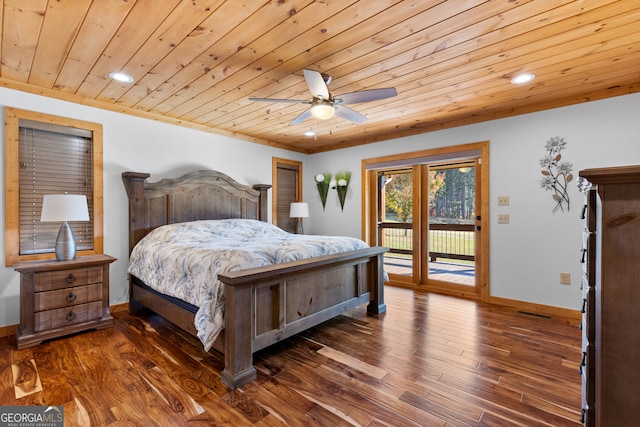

left=334, top=170, right=352, bottom=211
left=540, top=136, right=573, bottom=213
left=315, top=173, right=331, bottom=210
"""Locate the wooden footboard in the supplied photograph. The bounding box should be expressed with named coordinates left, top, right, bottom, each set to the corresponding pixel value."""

left=218, top=246, right=387, bottom=389
left=128, top=246, right=387, bottom=389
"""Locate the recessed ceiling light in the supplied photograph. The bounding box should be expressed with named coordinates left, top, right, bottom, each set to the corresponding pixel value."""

left=511, top=73, right=535, bottom=85
left=304, top=130, right=316, bottom=137
left=109, top=72, right=134, bottom=83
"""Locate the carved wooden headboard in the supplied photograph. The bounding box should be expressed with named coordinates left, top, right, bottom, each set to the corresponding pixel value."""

left=122, top=170, right=271, bottom=254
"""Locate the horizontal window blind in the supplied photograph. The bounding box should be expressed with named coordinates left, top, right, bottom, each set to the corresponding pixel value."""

left=19, top=124, right=94, bottom=255
left=277, top=164, right=299, bottom=233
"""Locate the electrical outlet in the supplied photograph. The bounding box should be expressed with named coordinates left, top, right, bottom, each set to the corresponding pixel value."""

left=560, top=272, right=570, bottom=285
left=497, top=196, right=509, bottom=206
left=497, top=214, right=509, bottom=224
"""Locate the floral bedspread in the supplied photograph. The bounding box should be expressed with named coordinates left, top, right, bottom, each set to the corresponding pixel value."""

left=127, top=219, right=369, bottom=350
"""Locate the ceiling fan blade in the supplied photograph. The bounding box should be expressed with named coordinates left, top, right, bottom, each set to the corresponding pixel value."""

left=334, top=105, right=367, bottom=124
left=335, top=88, right=397, bottom=104
left=290, top=109, right=313, bottom=125
left=249, top=97, right=309, bottom=104
left=303, top=69, right=329, bottom=99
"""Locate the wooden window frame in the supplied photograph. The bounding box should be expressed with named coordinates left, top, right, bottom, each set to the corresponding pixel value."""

left=4, top=107, right=104, bottom=266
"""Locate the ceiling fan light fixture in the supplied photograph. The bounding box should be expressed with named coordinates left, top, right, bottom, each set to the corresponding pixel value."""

left=310, top=102, right=335, bottom=120
left=249, top=69, right=396, bottom=126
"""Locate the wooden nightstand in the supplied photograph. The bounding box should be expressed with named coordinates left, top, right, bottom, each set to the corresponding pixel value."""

left=13, top=254, right=116, bottom=349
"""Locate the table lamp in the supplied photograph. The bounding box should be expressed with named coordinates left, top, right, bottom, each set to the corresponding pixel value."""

left=289, top=202, right=309, bottom=234
left=40, top=194, right=90, bottom=261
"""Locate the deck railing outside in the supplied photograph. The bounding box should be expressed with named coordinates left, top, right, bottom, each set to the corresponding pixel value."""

left=378, top=222, right=475, bottom=263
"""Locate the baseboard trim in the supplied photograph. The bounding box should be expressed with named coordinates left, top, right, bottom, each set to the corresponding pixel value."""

left=0, top=324, right=16, bottom=339
left=110, top=302, right=129, bottom=314
left=489, top=295, right=581, bottom=323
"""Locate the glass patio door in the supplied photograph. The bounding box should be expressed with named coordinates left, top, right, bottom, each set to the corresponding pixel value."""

left=377, top=168, right=416, bottom=278
left=423, top=162, right=477, bottom=289
left=365, top=142, right=488, bottom=301
left=378, top=163, right=478, bottom=289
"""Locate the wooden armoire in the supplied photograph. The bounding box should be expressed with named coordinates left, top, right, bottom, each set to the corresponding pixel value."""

left=578, top=165, right=640, bottom=426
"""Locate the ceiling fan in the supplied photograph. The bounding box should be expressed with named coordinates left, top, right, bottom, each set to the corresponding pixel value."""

left=249, top=69, right=397, bottom=125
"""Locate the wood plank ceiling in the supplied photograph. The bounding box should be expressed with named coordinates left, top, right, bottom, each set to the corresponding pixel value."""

left=1, top=0, right=639, bottom=154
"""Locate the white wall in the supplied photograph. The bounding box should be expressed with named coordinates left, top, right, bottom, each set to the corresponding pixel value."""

left=0, top=87, right=306, bottom=328
left=305, top=92, right=640, bottom=310
left=1, top=86, right=639, bottom=328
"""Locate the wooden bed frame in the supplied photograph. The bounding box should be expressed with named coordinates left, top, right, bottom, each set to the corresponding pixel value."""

left=122, top=170, right=387, bottom=389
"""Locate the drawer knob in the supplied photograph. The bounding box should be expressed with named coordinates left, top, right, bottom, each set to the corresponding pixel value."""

left=65, top=274, right=76, bottom=284
left=66, top=292, right=77, bottom=303
left=65, top=311, right=76, bottom=322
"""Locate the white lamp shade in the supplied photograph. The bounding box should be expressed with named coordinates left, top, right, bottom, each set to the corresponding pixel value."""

left=289, top=202, right=309, bottom=218
left=41, top=194, right=90, bottom=222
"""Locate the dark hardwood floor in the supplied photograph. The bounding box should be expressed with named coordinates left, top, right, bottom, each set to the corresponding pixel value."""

left=0, top=287, right=583, bottom=426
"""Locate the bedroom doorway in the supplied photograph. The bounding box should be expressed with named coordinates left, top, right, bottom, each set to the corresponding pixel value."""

left=363, top=142, right=489, bottom=301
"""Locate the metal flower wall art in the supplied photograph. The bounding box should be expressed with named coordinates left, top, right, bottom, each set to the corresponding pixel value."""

left=315, top=173, right=331, bottom=210
left=333, top=170, right=352, bottom=211
left=539, top=136, right=573, bottom=213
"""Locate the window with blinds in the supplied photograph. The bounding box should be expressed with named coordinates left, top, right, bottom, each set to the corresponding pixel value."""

left=18, top=120, right=94, bottom=255
left=273, top=158, right=302, bottom=233
left=277, top=165, right=298, bottom=233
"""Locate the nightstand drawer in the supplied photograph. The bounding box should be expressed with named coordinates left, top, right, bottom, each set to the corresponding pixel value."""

left=34, top=283, right=102, bottom=311
left=34, top=301, right=103, bottom=332
left=34, top=266, right=103, bottom=292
